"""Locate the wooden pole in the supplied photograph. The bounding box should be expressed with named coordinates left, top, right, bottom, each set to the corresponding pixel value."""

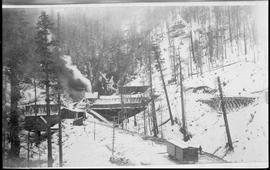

left=179, top=57, right=188, bottom=141
left=119, top=78, right=125, bottom=129
left=34, top=79, right=37, bottom=117
left=46, top=65, right=53, bottom=167
left=112, top=117, right=115, bottom=158
left=27, top=131, right=30, bottom=167
left=147, top=109, right=152, bottom=136
left=94, top=120, right=96, bottom=141
left=153, top=45, right=174, bottom=125
left=38, top=145, right=41, bottom=167
left=148, top=41, right=159, bottom=136
left=217, top=77, right=233, bottom=151
left=57, top=92, right=63, bottom=167
left=57, top=13, right=63, bottom=167
left=160, top=109, right=163, bottom=139
left=189, top=44, right=193, bottom=77
left=143, top=110, right=146, bottom=135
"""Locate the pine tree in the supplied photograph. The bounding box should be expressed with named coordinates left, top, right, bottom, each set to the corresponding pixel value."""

left=3, top=9, right=30, bottom=161
left=35, top=11, right=55, bottom=167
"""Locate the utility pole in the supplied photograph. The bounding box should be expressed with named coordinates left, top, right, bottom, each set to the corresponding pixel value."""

left=178, top=53, right=188, bottom=141
left=27, top=131, right=30, bottom=167
left=217, top=77, right=233, bottom=151
left=112, top=117, right=116, bottom=158
left=57, top=91, right=63, bottom=167
left=143, top=110, right=146, bottom=135
left=46, top=64, right=53, bottom=167
left=153, top=44, right=174, bottom=125
left=34, top=79, right=37, bottom=117
left=93, top=119, right=96, bottom=141
left=148, top=42, right=159, bottom=136
left=57, top=13, right=63, bottom=167
left=119, top=79, right=125, bottom=129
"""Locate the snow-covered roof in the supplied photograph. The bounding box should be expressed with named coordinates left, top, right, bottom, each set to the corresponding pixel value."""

left=25, top=101, right=58, bottom=106
left=99, top=94, right=144, bottom=99
left=85, top=92, right=98, bottom=99
left=61, top=106, right=85, bottom=113
left=167, top=139, right=198, bottom=149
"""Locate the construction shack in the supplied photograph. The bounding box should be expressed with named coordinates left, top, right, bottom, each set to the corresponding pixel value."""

left=167, top=139, right=199, bottom=163
left=24, top=101, right=58, bottom=116
left=23, top=101, right=60, bottom=131
left=61, top=107, right=86, bottom=119
left=118, top=85, right=150, bottom=94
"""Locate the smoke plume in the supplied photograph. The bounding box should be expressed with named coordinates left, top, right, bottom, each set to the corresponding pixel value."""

left=61, top=55, right=92, bottom=93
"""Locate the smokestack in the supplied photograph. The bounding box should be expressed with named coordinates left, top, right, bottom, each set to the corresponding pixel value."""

left=61, top=55, right=92, bottom=93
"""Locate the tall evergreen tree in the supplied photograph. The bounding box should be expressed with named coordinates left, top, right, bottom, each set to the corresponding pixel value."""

left=3, top=9, right=30, bottom=161
left=35, top=11, right=55, bottom=167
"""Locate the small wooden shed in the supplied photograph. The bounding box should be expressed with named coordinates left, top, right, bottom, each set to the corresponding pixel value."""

left=167, top=139, right=199, bottom=163
left=61, top=107, right=86, bottom=119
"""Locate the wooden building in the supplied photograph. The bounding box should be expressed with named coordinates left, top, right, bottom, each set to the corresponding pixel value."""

left=23, top=101, right=60, bottom=131
left=61, top=107, right=86, bottom=119
left=167, top=140, right=199, bottom=163
left=24, top=101, right=59, bottom=116
left=118, top=85, right=149, bottom=94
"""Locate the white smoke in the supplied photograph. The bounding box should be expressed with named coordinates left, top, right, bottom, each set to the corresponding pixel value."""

left=62, top=55, right=92, bottom=93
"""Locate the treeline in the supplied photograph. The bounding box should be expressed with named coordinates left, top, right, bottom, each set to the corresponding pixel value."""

left=163, top=6, right=258, bottom=82
left=3, top=10, right=64, bottom=165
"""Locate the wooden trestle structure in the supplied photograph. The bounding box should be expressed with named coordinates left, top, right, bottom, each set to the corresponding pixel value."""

left=87, top=85, right=155, bottom=123
left=23, top=85, right=156, bottom=130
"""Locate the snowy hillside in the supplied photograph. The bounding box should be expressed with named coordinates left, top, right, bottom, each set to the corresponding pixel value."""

left=124, top=23, right=268, bottom=163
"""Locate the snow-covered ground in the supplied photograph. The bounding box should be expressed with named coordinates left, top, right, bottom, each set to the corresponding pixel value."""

left=19, top=115, right=179, bottom=167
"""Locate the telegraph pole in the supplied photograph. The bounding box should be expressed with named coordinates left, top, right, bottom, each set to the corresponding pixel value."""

left=27, top=131, right=30, bottom=167
left=112, top=117, right=116, bottom=158
left=217, top=77, right=233, bottom=151
left=178, top=54, right=188, bottom=141
left=119, top=78, right=125, bottom=129
left=148, top=41, right=159, bottom=136
left=57, top=13, right=63, bottom=167
left=153, top=44, right=174, bottom=125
